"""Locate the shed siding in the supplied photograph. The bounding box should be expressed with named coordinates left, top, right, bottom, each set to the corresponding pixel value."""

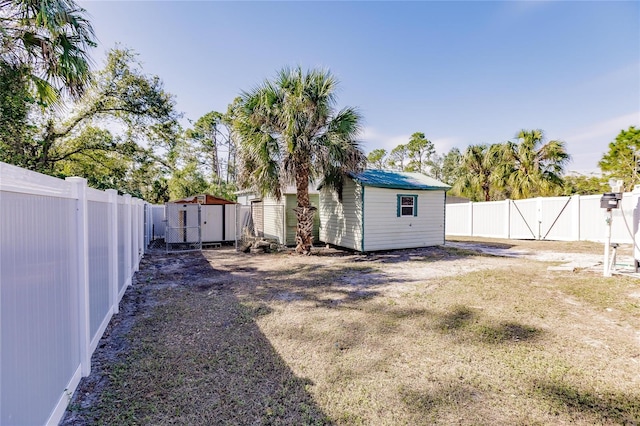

left=319, top=178, right=362, bottom=251
left=363, top=187, right=445, bottom=251
left=262, top=196, right=285, bottom=244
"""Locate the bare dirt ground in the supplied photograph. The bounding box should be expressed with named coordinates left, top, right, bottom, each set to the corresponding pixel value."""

left=60, top=240, right=640, bottom=425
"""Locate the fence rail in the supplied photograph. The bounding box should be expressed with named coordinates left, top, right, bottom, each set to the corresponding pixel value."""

left=445, top=192, right=640, bottom=245
left=0, top=162, right=146, bottom=426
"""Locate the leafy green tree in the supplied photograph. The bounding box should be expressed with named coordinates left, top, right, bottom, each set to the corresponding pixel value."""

left=0, top=0, right=96, bottom=103
left=185, top=110, right=237, bottom=185
left=452, top=144, right=504, bottom=201
left=440, top=147, right=462, bottom=186
left=406, top=132, right=435, bottom=174
left=56, top=126, right=170, bottom=200
left=502, top=129, right=570, bottom=199
left=1, top=48, right=180, bottom=175
left=0, top=62, right=35, bottom=165
left=168, top=161, right=210, bottom=200
left=235, top=67, right=365, bottom=254
left=147, top=178, right=170, bottom=204
left=0, top=48, right=181, bottom=201
left=388, top=144, right=408, bottom=171
left=367, top=148, right=387, bottom=169
left=428, top=153, right=443, bottom=180
left=561, top=174, right=607, bottom=195
left=598, top=126, right=640, bottom=191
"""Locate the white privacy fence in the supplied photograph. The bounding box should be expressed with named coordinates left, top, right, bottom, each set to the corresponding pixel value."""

left=0, top=162, right=147, bottom=426
left=446, top=192, right=640, bottom=244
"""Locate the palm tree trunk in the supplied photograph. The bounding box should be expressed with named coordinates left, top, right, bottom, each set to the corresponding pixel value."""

left=293, top=163, right=316, bottom=254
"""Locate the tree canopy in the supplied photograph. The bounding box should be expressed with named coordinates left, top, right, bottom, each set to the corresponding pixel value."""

left=501, top=129, right=570, bottom=199
left=598, top=126, right=640, bottom=191
left=0, top=0, right=97, bottom=103
left=0, top=47, right=182, bottom=200
left=364, top=129, right=572, bottom=201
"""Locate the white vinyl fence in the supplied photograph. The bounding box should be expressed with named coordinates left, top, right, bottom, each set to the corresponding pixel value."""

left=446, top=192, right=640, bottom=244
left=0, top=162, right=147, bottom=426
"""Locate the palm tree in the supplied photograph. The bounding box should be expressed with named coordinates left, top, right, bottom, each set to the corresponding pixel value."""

left=0, top=0, right=96, bottom=103
left=235, top=67, right=365, bottom=254
left=452, top=144, right=504, bottom=201
left=502, top=129, right=570, bottom=199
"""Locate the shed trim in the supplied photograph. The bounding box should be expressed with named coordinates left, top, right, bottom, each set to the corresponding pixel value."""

left=443, top=191, right=447, bottom=244
left=361, top=184, right=365, bottom=252
left=396, top=194, right=418, bottom=217
left=349, top=170, right=451, bottom=191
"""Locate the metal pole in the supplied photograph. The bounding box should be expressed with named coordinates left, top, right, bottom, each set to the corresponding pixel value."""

left=604, top=209, right=612, bottom=277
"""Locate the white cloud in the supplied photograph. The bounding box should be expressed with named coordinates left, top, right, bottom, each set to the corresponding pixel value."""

left=563, top=112, right=639, bottom=144
left=558, top=111, right=640, bottom=173
left=360, top=127, right=411, bottom=153
left=431, top=137, right=463, bottom=155
left=360, top=127, right=463, bottom=155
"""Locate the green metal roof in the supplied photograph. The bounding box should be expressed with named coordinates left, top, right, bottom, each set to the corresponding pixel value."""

left=350, top=170, right=451, bottom=190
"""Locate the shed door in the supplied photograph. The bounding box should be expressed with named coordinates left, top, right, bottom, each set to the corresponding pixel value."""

left=201, top=205, right=223, bottom=242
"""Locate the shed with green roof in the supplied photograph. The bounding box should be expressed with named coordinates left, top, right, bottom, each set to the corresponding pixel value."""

left=319, top=170, right=450, bottom=252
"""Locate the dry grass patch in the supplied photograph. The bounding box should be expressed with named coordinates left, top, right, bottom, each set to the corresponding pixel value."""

left=242, top=255, right=640, bottom=424
left=63, top=244, right=640, bottom=425
left=448, top=235, right=633, bottom=257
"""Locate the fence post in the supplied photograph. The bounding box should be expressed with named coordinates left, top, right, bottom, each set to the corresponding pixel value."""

left=66, top=177, right=91, bottom=377
left=536, top=197, right=543, bottom=240
left=468, top=201, right=474, bottom=236
left=571, top=194, right=581, bottom=241
left=132, top=199, right=140, bottom=272
left=504, top=199, right=511, bottom=239
left=124, top=194, right=132, bottom=287
left=107, top=189, right=119, bottom=314
left=633, top=188, right=640, bottom=271
left=140, top=201, right=147, bottom=255
left=140, top=202, right=145, bottom=254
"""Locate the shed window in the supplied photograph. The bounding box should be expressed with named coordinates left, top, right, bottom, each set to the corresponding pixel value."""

left=397, top=194, right=418, bottom=217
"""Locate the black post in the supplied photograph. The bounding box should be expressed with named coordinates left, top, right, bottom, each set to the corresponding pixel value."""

left=222, top=205, right=226, bottom=241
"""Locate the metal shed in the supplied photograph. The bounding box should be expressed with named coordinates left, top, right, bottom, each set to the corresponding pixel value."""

left=319, top=170, right=451, bottom=252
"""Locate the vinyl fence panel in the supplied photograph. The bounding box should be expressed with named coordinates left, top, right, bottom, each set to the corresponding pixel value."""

left=0, top=162, right=146, bottom=426
left=444, top=203, right=471, bottom=235
left=579, top=195, right=604, bottom=242
left=471, top=200, right=509, bottom=238
left=539, top=197, right=576, bottom=241
left=1, top=191, right=79, bottom=426
left=118, top=200, right=127, bottom=295
left=509, top=198, right=538, bottom=239
left=87, top=198, right=111, bottom=343
left=150, top=204, right=165, bottom=240
left=447, top=192, right=640, bottom=245
left=609, top=193, right=637, bottom=244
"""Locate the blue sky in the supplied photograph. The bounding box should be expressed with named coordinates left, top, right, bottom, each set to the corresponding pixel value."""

left=78, top=1, right=639, bottom=174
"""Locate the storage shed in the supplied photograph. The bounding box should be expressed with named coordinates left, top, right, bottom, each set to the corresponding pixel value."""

left=236, top=185, right=320, bottom=246
left=319, top=170, right=450, bottom=252
left=165, top=194, right=236, bottom=244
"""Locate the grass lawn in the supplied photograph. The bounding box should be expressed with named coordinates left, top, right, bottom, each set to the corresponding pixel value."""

left=64, top=240, right=640, bottom=425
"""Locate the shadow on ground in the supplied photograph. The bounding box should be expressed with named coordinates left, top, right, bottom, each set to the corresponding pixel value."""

left=532, top=380, right=640, bottom=424
left=61, top=250, right=331, bottom=425
left=436, top=305, right=543, bottom=344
